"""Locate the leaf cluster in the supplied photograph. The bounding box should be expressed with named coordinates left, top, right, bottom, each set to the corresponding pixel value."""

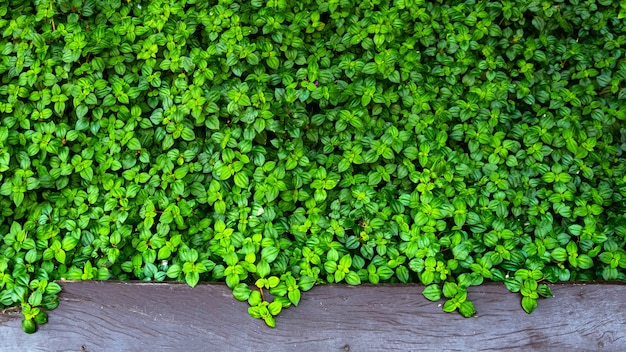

left=1, top=0, right=626, bottom=332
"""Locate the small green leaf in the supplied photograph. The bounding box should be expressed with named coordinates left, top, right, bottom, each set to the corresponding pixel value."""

left=76, top=105, right=88, bottom=119
left=339, top=254, right=352, bottom=269
left=22, top=319, right=36, bottom=334
left=54, top=250, right=66, bottom=264
left=185, top=272, right=200, bottom=288
left=28, top=291, right=43, bottom=307
left=256, top=260, right=271, bottom=278
left=233, top=284, right=252, bottom=301
left=263, top=315, right=276, bottom=328
left=537, top=284, right=553, bottom=298
left=181, top=127, right=195, bottom=141
left=45, top=283, right=62, bottom=295
left=363, top=62, right=377, bottom=74
left=459, top=301, right=476, bottom=317
left=166, top=264, right=182, bottom=278
left=234, top=172, right=249, bottom=188
left=521, top=296, right=538, bottom=314
left=298, top=276, right=315, bottom=291
left=34, top=311, right=48, bottom=325
left=422, top=284, right=442, bottom=301
left=268, top=301, right=282, bottom=316
left=442, top=282, right=458, bottom=298
left=345, top=271, right=361, bottom=285
left=442, top=299, right=457, bottom=313
left=288, top=289, right=301, bottom=306
left=261, top=246, right=280, bottom=263
left=267, top=56, right=280, bottom=70
left=248, top=291, right=262, bottom=307
left=127, top=138, right=142, bottom=151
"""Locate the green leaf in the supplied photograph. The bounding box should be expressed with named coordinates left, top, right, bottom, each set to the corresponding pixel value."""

left=257, top=260, right=271, bottom=278
left=54, top=250, right=66, bottom=264
left=324, top=261, right=337, bottom=274
left=263, top=315, right=276, bottom=328
left=25, top=249, right=38, bottom=263
left=422, top=284, right=442, bottom=301
left=288, top=289, right=301, bottom=306
left=35, top=311, right=48, bottom=325
left=299, top=276, right=315, bottom=291
left=76, top=105, right=88, bottom=119
left=248, top=291, right=262, bottom=307
left=339, top=254, right=352, bottom=269
left=577, top=255, right=594, bottom=269
left=542, top=172, right=555, bottom=183
left=420, top=270, right=435, bottom=285
left=127, top=138, right=141, bottom=151
left=459, top=301, right=476, bottom=317
left=267, top=56, right=280, bottom=70
left=363, top=62, right=377, bottom=75
left=234, top=172, right=249, bottom=188
left=261, top=246, right=280, bottom=263
left=442, top=282, right=458, bottom=298
left=218, top=165, right=233, bottom=180
left=45, top=283, right=62, bottom=295
left=551, top=248, right=567, bottom=262
left=268, top=301, right=282, bottom=316
left=233, top=284, right=252, bottom=301
left=181, top=127, right=195, bottom=141
left=22, top=319, right=36, bottom=334
left=185, top=272, right=200, bottom=288
left=28, top=290, right=43, bottom=307
left=442, top=299, right=457, bottom=313
left=160, top=210, right=174, bottom=224
left=267, top=276, right=280, bottom=288
left=521, top=296, right=538, bottom=314
left=156, top=245, right=171, bottom=259
left=396, top=266, right=409, bottom=283
left=206, top=115, right=220, bottom=130
left=537, top=284, right=553, bottom=298
left=327, top=248, right=339, bottom=262
left=166, top=264, right=182, bottom=278
left=345, top=271, right=361, bottom=285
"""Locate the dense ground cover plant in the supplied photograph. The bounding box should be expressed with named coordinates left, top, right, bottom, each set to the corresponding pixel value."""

left=1, top=0, right=626, bottom=332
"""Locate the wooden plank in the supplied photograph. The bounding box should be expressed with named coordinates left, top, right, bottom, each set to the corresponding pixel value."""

left=1, top=281, right=625, bottom=351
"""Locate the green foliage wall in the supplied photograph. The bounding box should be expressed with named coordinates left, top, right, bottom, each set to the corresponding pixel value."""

left=1, top=0, right=626, bottom=331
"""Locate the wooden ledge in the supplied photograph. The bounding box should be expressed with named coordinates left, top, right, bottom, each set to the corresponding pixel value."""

left=1, top=281, right=625, bottom=351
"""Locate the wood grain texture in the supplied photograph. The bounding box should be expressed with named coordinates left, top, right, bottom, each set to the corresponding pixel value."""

left=1, top=281, right=625, bottom=351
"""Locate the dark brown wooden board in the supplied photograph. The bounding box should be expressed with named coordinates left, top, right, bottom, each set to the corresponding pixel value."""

left=1, top=281, right=625, bottom=351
